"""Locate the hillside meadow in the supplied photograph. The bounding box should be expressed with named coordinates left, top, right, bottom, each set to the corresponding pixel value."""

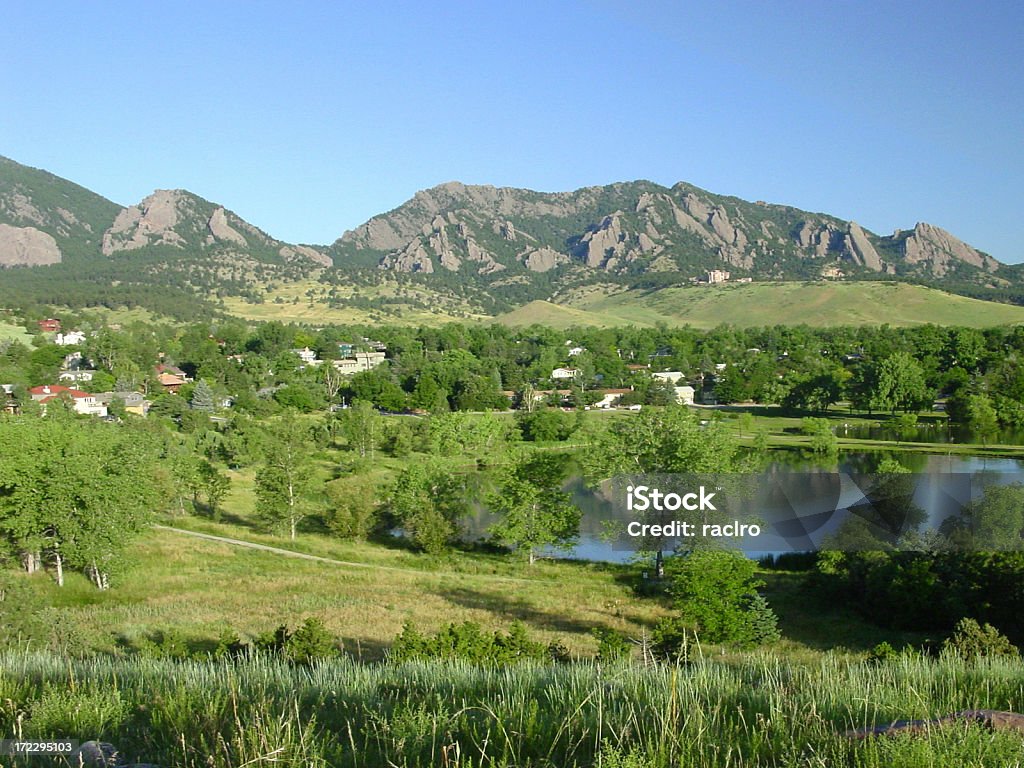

left=500, top=282, right=1024, bottom=329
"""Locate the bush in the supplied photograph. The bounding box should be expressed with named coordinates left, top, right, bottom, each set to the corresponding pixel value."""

left=943, top=618, right=1019, bottom=660
left=286, top=617, right=340, bottom=664
left=251, top=619, right=340, bottom=663
left=390, top=620, right=547, bottom=664
left=137, top=629, right=192, bottom=660
left=213, top=628, right=247, bottom=659
left=867, top=641, right=899, bottom=664
left=592, top=628, right=631, bottom=662
left=547, top=640, right=571, bottom=663
left=650, top=616, right=691, bottom=661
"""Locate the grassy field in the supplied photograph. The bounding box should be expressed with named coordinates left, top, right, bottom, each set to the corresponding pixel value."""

left=218, top=276, right=1024, bottom=330
left=0, top=319, right=34, bottom=346
left=13, top=517, right=668, bottom=660
left=554, top=281, right=1024, bottom=329
left=496, top=300, right=625, bottom=328
left=4, top=650, right=1024, bottom=767
left=220, top=278, right=488, bottom=325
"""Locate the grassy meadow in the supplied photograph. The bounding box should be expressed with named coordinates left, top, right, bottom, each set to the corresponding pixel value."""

left=0, top=319, right=34, bottom=346
left=219, top=278, right=488, bottom=325
left=4, top=650, right=1024, bottom=767
left=500, top=282, right=1024, bottom=329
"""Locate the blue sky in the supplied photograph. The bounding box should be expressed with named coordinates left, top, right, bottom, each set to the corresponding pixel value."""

left=2, top=1, right=1021, bottom=261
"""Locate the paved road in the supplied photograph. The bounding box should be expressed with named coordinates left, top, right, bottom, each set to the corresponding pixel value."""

left=153, top=524, right=539, bottom=583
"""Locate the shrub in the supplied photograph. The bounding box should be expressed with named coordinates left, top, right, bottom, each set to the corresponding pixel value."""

left=943, top=618, right=1019, bottom=660
left=547, top=640, right=571, bottom=663
left=254, top=624, right=291, bottom=654
left=650, top=617, right=691, bottom=661
left=213, top=627, right=247, bottom=659
left=286, top=617, right=340, bottom=664
left=592, top=628, right=631, bottom=662
left=390, top=620, right=546, bottom=664
left=867, top=641, right=899, bottom=664
left=137, top=629, right=191, bottom=660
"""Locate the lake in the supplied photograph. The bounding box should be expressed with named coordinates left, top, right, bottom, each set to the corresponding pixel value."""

left=462, top=452, right=1024, bottom=564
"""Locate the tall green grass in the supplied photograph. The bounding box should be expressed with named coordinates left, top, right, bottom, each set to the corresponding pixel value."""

left=2, top=650, right=1023, bottom=767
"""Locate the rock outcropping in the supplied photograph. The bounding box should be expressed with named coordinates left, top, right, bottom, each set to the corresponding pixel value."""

left=0, top=223, right=62, bottom=265
left=899, top=222, right=999, bottom=275
left=334, top=180, right=1003, bottom=283
left=99, top=189, right=330, bottom=268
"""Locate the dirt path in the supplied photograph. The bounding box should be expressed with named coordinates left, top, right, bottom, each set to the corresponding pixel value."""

left=153, top=524, right=540, bottom=583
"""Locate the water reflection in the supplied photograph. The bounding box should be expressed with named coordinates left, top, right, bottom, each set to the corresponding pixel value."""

left=462, top=453, right=1024, bottom=564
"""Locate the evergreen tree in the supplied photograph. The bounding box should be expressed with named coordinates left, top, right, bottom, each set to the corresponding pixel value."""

left=190, top=379, right=216, bottom=412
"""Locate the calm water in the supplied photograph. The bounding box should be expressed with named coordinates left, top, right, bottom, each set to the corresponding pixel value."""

left=462, top=452, right=1024, bottom=564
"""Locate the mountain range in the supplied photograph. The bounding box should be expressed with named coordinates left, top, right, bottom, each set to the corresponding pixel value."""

left=0, top=154, right=1020, bottom=323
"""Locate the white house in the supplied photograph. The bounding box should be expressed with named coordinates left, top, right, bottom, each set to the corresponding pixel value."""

left=674, top=385, right=696, bottom=405
left=567, top=346, right=587, bottom=357
left=593, top=389, right=633, bottom=409
left=29, top=385, right=107, bottom=417
left=292, top=347, right=319, bottom=364
left=331, top=351, right=387, bottom=376
left=706, top=270, right=731, bottom=284
left=55, top=330, right=87, bottom=346
left=551, top=367, right=580, bottom=380
left=58, top=369, right=96, bottom=383
left=651, top=371, right=685, bottom=385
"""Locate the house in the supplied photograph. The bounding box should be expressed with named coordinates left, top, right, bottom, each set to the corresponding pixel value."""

left=626, top=363, right=650, bottom=373
left=593, top=389, right=633, bottom=409
left=674, top=385, right=696, bottom=405
left=157, top=372, right=189, bottom=394
left=651, top=371, right=686, bottom=385
left=54, top=330, right=87, bottom=346
left=37, top=318, right=61, bottom=332
left=58, top=369, right=96, bottom=384
left=551, top=367, right=580, bottom=380
left=155, top=363, right=190, bottom=378
left=96, top=391, right=150, bottom=417
left=567, top=346, right=587, bottom=357
left=1, top=384, right=18, bottom=415
left=331, top=351, right=386, bottom=376
left=154, top=364, right=192, bottom=394
left=292, top=347, right=319, bottom=365
left=706, top=270, right=731, bottom=284
left=29, top=385, right=108, bottom=417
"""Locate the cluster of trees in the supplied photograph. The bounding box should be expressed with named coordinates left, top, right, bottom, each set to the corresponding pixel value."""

left=815, top=480, right=1024, bottom=642
left=0, top=414, right=161, bottom=589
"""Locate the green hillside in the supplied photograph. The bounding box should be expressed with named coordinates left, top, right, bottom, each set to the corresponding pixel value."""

left=507, top=281, right=1024, bottom=329
left=495, top=299, right=621, bottom=328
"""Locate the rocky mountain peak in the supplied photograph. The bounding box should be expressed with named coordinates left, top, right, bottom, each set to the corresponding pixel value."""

left=901, top=222, right=999, bottom=275
left=331, top=179, right=1007, bottom=286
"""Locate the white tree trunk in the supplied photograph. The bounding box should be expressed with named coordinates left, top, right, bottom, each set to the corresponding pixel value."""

left=288, top=478, right=297, bottom=540
left=54, top=551, right=64, bottom=587
left=90, top=562, right=109, bottom=590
